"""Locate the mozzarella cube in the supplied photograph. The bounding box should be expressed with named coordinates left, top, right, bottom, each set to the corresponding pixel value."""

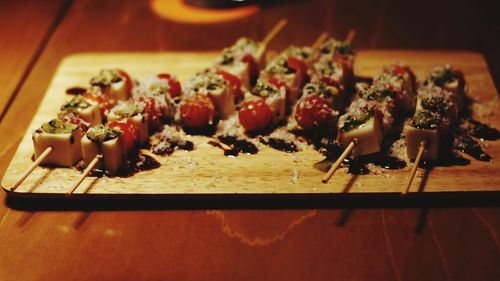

left=337, top=117, right=384, bottom=157
left=33, top=129, right=83, bottom=167
left=81, top=135, right=125, bottom=174
left=403, top=124, right=447, bottom=162
left=264, top=87, right=287, bottom=124
left=206, top=87, right=235, bottom=119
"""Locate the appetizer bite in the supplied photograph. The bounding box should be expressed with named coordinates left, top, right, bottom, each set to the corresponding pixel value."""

left=294, top=81, right=339, bottom=131
left=372, top=64, right=417, bottom=115
left=81, top=124, right=125, bottom=174
left=107, top=100, right=149, bottom=145
left=32, top=117, right=86, bottom=167
left=60, top=96, right=102, bottom=126
left=90, top=69, right=133, bottom=101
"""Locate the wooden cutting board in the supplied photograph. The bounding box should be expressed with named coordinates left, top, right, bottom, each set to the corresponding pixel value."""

left=2, top=50, right=499, bottom=198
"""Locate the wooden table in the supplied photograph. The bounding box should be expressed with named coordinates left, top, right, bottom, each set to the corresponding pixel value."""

left=0, top=0, right=498, bottom=280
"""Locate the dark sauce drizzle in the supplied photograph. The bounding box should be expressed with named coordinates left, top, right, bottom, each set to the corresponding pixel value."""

left=65, top=87, right=87, bottom=95
left=259, top=137, right=298, bottom=153
left=216, top=135, right=258, bottom=157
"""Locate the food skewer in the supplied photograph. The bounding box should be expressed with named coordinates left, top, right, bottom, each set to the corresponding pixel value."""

left=402, top=65, right=465, bottom=193
left=66, top=154, right=102, bottom=196
left=321, top=139, right=356, bottom=183
left=261, top=19, right=288, bottom=47
left=10, top=147, right=53, bottom=191
left=403, top=140, right=426, bottom=194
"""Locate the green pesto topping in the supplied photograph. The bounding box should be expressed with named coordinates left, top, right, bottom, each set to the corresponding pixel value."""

left=112, top=101, right=144, bottom=117
left=265, top=56, right=295, bottom=75
left=410, top=110, right=442, bottom=130
left=61, top=96, right=91, bottom=113
left=424, top=66, right=458, bottom=87
left=320, top=40, right=353, bottom=56
left=90, top=69, right=122, bottom=87
left=285, top=46, right=310, bottom=60
left=191, top=73, right=227, bottom=92
left=253, top=80, right=280, bottom=98
left=86, top=125, right=121, bottom=142
left=304, top=81, right=332, bottom=98
left=358, top=87, right=395, bottom=103
left=342, top=109, right=373, bottom=132
left=421, top=96, right=447, bottom=114
left=41, top=119, right=78, bottom=134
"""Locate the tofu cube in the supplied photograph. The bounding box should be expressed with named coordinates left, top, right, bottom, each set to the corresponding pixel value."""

left=337, top=117, right=384, bottom=157
left=81, top=135, right=125, bottom=174
left=403, top=124, right=448, bottom=162
left=33, top=129, right=83, bottom=167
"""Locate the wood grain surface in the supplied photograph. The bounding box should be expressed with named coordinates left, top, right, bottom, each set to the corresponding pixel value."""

left=0, top=0, right=498, bottom=280
left=0, top=0, right=66, bottom=117
left=2, top=51, right=499, bottom=197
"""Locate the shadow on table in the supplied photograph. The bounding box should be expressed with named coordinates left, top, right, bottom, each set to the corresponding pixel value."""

left=5, top=191, right=500, bottom=211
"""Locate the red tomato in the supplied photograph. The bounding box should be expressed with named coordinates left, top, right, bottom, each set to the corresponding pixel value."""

left=158, top=73, right=182, bottom=98
left=82, top=92, right=114, bottom=118
left=241, top=54, right=259, bottom=82
left=239, top=99, right=274, bottom=133
left=332, top=54, right=352, bottom=85
left=180, top=95, right=216, bottom=129
left=216, top=69, right=243, bottom=103
left=295, top=95, right=334, bottom=130
left=109, top=119, right=138, bottom=152
left=117, top=69, right=133, bottom=98
left=60, top=114, right=88, bottom=132
left=137, top=96, right=162, bottom=128
left=388, top=65, right=411, bottom=76
left=319, top=76, right=341, bottom=88
left=287, top=56, right=308, bottom=83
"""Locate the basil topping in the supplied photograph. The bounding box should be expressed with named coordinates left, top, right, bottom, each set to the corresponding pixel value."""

left=320, top=40, right=353, bottom=56
left=410, top=110, right=442, bottom=130
left=253, top=80, right=280, bottom=98
left=90, top=69, right=123, bottom=87
left=112, top=101, right=144, bottom=117
left=61, top=96, right=91, bottom=113
left=266, top=57, right=295, bottom=75
left=421, top=96, right=447, bottom=114
left=358, top=87, right=395, bottom=103
left=41, top=119, right=78, bottom=134
left=342, top=109, right=373, bottom=132
left=87, top=125, right=121, bottom=142
left=424, top=66, right=458, bottom=87
left=304, top=82, right=332, bottom=98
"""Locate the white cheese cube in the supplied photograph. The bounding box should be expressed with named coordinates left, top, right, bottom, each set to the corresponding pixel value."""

left=206, top=87, right=235, bottom=119
left=81, top=135, right=125, bottom=174
left=33, top=130, right=83, bottom=167
left=403, top=124, right=448, bottom=162
left=264, top=87, right=287, bottom=124
left=337, top=117, right=383, bottom=157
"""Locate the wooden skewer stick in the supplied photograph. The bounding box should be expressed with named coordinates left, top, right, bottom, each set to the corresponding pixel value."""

left=345, top=29, right=356, bottom=44
left=261, top=19, right=288, bottom=47
left=402, top=141, right=427, bottom=195
left=66, top=154, right=102, bottom=196
left=322, top=139, right=357, bottom=184
left=312, top=32, right=329, bottom=50
left=10, top=147, right=53, bottom=191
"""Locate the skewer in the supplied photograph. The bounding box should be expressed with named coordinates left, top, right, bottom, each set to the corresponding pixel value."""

left=402, top=141, right=427, bottom=194
left=345, top=29, right=356, bottom=44
left=10, top=147, right=53, bottom=191
left=66, top=154, right=102, bottom=196
left=312, top=32, right=329, bottom=50
left=261, top=19, right=288, bottom=47
left=322, top=139, right=357, bottom=184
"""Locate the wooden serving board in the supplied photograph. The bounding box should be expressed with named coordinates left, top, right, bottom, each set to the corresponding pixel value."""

left=2, top=51, right=499, bottom=198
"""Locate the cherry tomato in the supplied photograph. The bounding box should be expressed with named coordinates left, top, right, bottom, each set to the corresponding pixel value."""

left=295, top=95, right=334, bottom=130
left=117, top=69, right=133, bottom=98
left=239, top=99, right=274, bottom=133
left=158, top=73, right=182, bottom=98
left=242, top=54, right=259, bottom=82
left=137, top=96, right=162, bottom=129
left=109, top=119, right=138, bottom=152
left=60, top=114, right=89, bottom=132
left=180, top=95, right=216, bottom=129
left=287, top=56, right=308, bottom=83
left=82, top=92, right=114, bottom=118
left=319, top=76, right=341, bottom=88
left=216, top=69, right=243, bottom=103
